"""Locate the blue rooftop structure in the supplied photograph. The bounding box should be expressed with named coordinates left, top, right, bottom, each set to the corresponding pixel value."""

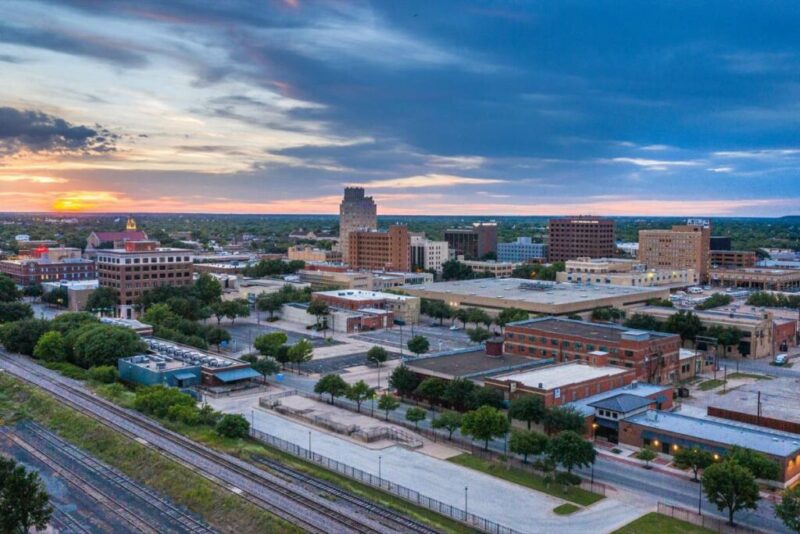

left=215, top=367, right=261, bottom=383
left=568, top=382, right=669, bottom=416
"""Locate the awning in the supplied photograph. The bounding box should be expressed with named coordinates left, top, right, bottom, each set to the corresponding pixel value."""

left=173, top=372, right=198, bottom=381
left=214, top=367, right=261, bottom=382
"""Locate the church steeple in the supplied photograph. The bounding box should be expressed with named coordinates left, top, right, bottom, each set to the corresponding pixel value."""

left=126, top=215, right=137, bottom=231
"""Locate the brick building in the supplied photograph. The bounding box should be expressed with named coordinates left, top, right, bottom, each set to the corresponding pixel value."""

left=444, top=222, right=497, bottom=260
left=95, top=240, right=193, bottom=318
left=638, top=220, right=711, bottom=282
left=504, top=317, right=681, bottom=384
left=710, top=250, right=757, bottom=268
left=311, top=289, right=420, bottom=324
left=339, top=187, right=377, bottom=262
left=547, top=216, right=615, bottom=262
left=347, top=225, right=410, bottom=272
left=0, top=256, right=95, bottom=285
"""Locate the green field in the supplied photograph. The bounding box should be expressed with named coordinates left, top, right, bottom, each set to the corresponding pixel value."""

left=613, top=512, right=714, bottom=533
left=553, top=503, right=581, bottom=515
left=697, top=379, right=725, bottom=391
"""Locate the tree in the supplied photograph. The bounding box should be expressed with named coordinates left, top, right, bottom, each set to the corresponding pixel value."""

left=314, top=374, right=349, bottom=404
left=706, top=326, right=744, bottom=358
left=624, top=314, right=662, bottom=331
left=497, top=308, right=528, bottom=331
left=88, top=365, right=119, bottom=383
left=696, top=293, right=734, bottom=310
left=727, top=446, right=780, bottom=480
left=673, top=447, right=714, bottom=482
left=22, top=284, right=43, bottom=301
left=443, top=377, right=478, bottom=411
left=72, top=324, right=148, bottom=368
left=254, top=332, right=288, bottom=358
left=431, top=411, right=463, bottom=439
left=346, top=380, right=375, bottom=413
left=33, top=331, right=66, bottom=361
left=405, top=407, right=427, bottom=429
left=50, top=312, right=99, bottom=335
left=407, top=335, right=430, bottom=357
left=287, top=339, right=313, bottom=370
left=414, top=377, right=447, bottom=403
left=389, top=365, right=420, bottom=398
left=0, top=319, right=50, bottom=355
left=591, top=307, right=625, bottom=323
left=0, top=302, right=33, bottom=324
left=84, top=287, right=118, bottom=313
left=461, top=406, right=510, bottom=450
left=442, top=259, right=476, bottom=281
left=664, top=310, right=704, bottom=345
left=366, top=345, right=388, bottom=367
left=702, top=460, right=760, bottom=525
left=194, top=273, right=222, bottom=305
left=509, top=429, right=549, bottom=463
left=377, top=393, right=400, bottom=421
left=42, top=286, right=69, bottom=308
left=636, top=446, right=657, bottom=469
left=466, top=308, right=492, bottom=329
left=777, top=486, right=800, bottom=534
left=206, top=326, right=230, bottom=349
left=547, top=430, right=596, bottom=474
left=509, top=396, right=546, bottom=430
left=134, top=385, right=196, bottom=418
left=0, top=457, right=52, bottom=533
left=454, top=308, right=469, bottom=328
left=307, top=299, right=330, bottom=328
left=473, top=387, right=504, bottom=409
left=467, top=327, right=492, bottom=344
left=256, top=292, right=284, bottom=320
left=543, top=406, right=585, bottom=435
left=427, top=300, right=453, bottom=325
left=0, top=274, right=20, bottom=302
left=216, top=413, right=250, bottom=439
left=252, top=357, right=280, bottom=381
left=225, top=299, right=251, bottom=325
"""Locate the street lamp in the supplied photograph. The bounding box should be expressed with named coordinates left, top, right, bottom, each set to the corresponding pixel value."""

left=378, top=455, right=382, bottom=484
left=308, top=430, right=312, bottom=458
left=697, top=478, right=702, bottom=516
left=592, top=422, right=599, bottom=442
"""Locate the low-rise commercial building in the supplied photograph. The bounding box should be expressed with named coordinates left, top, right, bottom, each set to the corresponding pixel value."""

left=312, top=289, right=420, bottom=324
left=460, top=259, right=519, bottom=278
left=505, top=317, right=681, bottom=384
left=556, top=257, right=697, bottom=287
left=404, top=278, right=670, bottom=316
left=288, top=245, right=342, bottom=263
left=710, top=267, right=800, bottom=291
left=41, top=280, right=99, bottom=312
left=710, top=250, right=756, bottom=269
left=410, top=236, right=449, bottom=273
left=677, top=348, right=714, bottom=381
left=497, top=237, right=547, bottom=263
left=281, top=302, right=392, bottom=333
left=0, top=256, right=96, bottom=285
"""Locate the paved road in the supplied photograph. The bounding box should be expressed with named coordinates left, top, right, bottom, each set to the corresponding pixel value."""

left=273, top=372, right=787, bottom=533
left=719, top=356, right=800, bottom=379
left=297, top=352, right=401, bottom=374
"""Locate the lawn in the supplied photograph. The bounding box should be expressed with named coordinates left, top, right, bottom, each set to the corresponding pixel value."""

left=697, top=379, right=725, bottom=391
left=448, top=453, right=604, bottom=506
left=726, top=372, right=772, bottom=381
left=553, top=503, right=580, bottom=515
left=613, top=512, right=714, bottom=534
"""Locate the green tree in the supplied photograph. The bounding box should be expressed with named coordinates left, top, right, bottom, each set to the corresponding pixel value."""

left=194, top=273, right=222, bottom=305
left=84, top=286, right=118, bottom=313
left=509, top=429, right=549, bottom=463
left=442, top=259, right=476, bottom=281
left=466, top=308, right=492, bottom=328
left=72, top=324, right=147, bottom=368
left=225, top=299, right=251, bottom=325
left=389, top=365, right=420, bottom=398
left=543, top=406, right=585, bottom=435
left=636, top=446, right=657, bottom=469
left=443, top=377, right=478, bottom=411
left=696, top=293, right=734, bottom=310
left=0, top=319, right=50, bottom=355
left=431, top=411, right=463, bottom=439
left=663, top=310, right=704, bottom=345
left=216, top=413, right=250, bottom=439
left=287, top=339, right=314, bottom=370
left=22, top=284, right=43, bottom=301
left=206, top=326, right=230, bottom=350
left=134, top=385, right=195, bottom=418
left=252, top=357, right=280, bottom=381
left=547, top=430, right=596, bottom=474
left=42, top=287, right=69, bottom=308
left=256, top=292, right=284, bottom=319
left=0, top=274, right=20, bottom=302
left=497, top=307, right=529, bottom=331
left=727, top=446, right=780, bottom=480
left=646, top=298, right=674, bottom=308
left=405, top=407, right=427, bottom=429
left=0, top=302, right=33, bottom=324
left=509, top=396, right=547, bottom=430
left=0, top=457, right=52, bottom=533
left=314, top=373, right=349, bottom=404
left=49, top=312, right=99, bottom=335
left=461, top=405, right=510, bottom=450
left=377, top=393, right=400, bottom=421
left=776, top=486, right=800, bottom=534
left=407, top=335, right=430, bottom=356
left=33, top=330, right=66, bottom=361
left=366, top=345, right=388, bottom=367
left=624, top=314, right=662, bottom=331
left=88, top=365, right=119, bottom=383
left=254, top=332, right=288, bottom=358
left=467, top=327, right=492, bottom=344
left=591, top=307, right=625, bottom=323
left=673, top=447, right=714, bottom=482
left=426, top=300, right=453, bottom=325
left=415, top=377, right=447, bottom=403
left=346, top=379, right=375, bottom=413
left=307, top=299, right=330, bottom=328
left=473, top=387, right=504, bottom=409
left=702, top=460, right=760, bottom=525
left=706, top=326, right=744, bottom=359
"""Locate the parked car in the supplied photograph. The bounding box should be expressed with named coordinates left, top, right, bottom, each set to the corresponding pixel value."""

left=774, top=353, right=788, bottom=366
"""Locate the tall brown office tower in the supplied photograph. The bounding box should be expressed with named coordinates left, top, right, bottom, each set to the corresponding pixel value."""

left=339, top=187, right=377, bottom=263
left=547, top=216, right=615, bottom=262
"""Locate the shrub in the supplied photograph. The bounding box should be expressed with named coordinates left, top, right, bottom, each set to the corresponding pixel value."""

left=216, top=414, right=250, bottom=439
left=87, top=365, right=119, bottom=384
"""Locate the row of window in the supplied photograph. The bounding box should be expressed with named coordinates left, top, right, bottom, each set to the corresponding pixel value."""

left=97, top=255, right=191, bottom=264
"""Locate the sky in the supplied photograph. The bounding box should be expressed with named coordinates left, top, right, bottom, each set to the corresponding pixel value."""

left=1, top=0, right=799, bottom=217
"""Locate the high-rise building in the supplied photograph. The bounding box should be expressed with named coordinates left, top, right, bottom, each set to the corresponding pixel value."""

left=347, top=225, right=411, bottom=272
left=498, top=237, right=548, bottom=263
left=444, top=222, right=497, bottom=260
left=638, top=220, right=711, bottom=282
left=410, top=235, right=449, bottom=273
left=547, top=216, right=615, bottom=262
left=339, top=187, right=377, bottom=263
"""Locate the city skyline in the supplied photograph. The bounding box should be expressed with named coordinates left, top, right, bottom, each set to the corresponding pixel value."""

left=2, top=1, right=800, bottom=216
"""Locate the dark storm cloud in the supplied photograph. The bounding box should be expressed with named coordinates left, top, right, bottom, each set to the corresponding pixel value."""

left=0, top=107, right=118, bottom=156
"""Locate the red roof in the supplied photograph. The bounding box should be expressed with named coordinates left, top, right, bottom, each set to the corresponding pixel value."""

left=92, top=230, right=148, bottom=243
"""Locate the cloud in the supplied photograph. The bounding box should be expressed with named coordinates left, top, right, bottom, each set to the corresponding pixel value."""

left=0, top=107, right=118, bottom=156
left=426, top=155, right=486, bottom=170
left=609, top=157, right=701, bottom=171
left=351, top=174, right=506, bottom=189
left=707, top=167, right=733, bottom=173
left=713, top=149, right=800, bottom=159
left=0, top=174, right=67, bottom=184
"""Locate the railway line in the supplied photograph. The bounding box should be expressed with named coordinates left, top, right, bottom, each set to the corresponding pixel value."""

left=0, top=353, right=447, bottom=534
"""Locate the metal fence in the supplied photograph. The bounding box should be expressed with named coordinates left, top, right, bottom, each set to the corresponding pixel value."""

left=657, top=503, right=764, bottom=534
left=250, top=427, right=523, bottom=534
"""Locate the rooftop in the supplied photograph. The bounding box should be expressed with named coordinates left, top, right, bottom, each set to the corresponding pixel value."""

left=405, top=278, right=666, bottom=306
left=491, top=361, right=629, bottom=390
left=508, top=316, right=672, bottom=342
left=589, top=393, right=653, bottom=413
left=406, top=347, right=549, bottom=380
left=569, top=382, right=671, bottom=416
left=314, top=289, right=415, bottom=301
left=627, top=410, right=800, bottom=457
left=637, top=305, right=773, bottom=326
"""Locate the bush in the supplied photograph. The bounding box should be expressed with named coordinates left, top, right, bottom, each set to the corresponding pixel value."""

left=166, top=404, right=201, bottom=426
left=41, top=361, right=90, bottom=380
left=134, top=386, right=196, bottom=418
left=554, top=472, right=582, bottom=487
left=0, top=319, right=51, bottom=355
left=33, top=331, right=66, bottom=361
left=87, top=365, right=119, bottom=384
left=216, top=414, right=250, bottom=439
left=71, top=324, right=147, bottom=368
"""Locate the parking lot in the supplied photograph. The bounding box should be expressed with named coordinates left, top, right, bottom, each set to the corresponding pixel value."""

left=297, top=351, right=401, bottom=374
left=227, top=322, right=340, bottom=352
left=354, top=323, right=474, bottom=354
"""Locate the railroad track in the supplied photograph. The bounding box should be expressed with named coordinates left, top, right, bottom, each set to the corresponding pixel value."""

left=254, top=455, right=443, bottom=534
left=0, top=354, right=421, bottom=534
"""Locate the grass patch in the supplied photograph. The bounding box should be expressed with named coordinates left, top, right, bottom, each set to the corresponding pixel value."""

left=39, top=361, right=89, bottom=380
left=448, top=453, right=603, bottom=506
left=553, top=503, right=580, bottom=515
left=613, top=512, right=714, bottom=533
left=697, top=379, right=725, bottom=391
left=726, top=372, right=772, bottom=381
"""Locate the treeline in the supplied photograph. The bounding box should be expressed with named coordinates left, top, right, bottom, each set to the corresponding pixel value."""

left=242, top=259, right=305, bottom=278
left=747, top=291, right=800, bottom=309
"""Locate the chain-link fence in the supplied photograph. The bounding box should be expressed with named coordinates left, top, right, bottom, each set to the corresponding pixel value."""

left=657, top=503, right=764, bottom=534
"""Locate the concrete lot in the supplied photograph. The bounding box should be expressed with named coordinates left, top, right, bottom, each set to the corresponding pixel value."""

left=354, top=323, right=474, bottom=354
left=298, top=352, right=401, bottom=375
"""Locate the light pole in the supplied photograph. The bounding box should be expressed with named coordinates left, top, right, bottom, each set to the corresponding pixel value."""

left=464, top=486, right=468, bottom=516
left=697, top=478, right=702, bottom=516
left=378, top=455, right=382, bottom=484
left=308, top=431, right=312, bottom=459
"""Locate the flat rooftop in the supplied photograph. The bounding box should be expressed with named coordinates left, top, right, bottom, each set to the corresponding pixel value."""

left=492, top=362, right=629, bottom=390
left=314, top=289, right=415, bottom=301
left=637, top=306, right=771, bottom=327
left=508, top=316, right=672, bottom=342
left=407, top=348, right=548, bottom=380
left=627, top=410, right=800, bottom=457
left=405, top=278, right=666, bottom=306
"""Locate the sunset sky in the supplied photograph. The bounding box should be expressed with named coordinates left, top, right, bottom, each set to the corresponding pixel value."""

left=1, top=1, right=799, bottom=216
